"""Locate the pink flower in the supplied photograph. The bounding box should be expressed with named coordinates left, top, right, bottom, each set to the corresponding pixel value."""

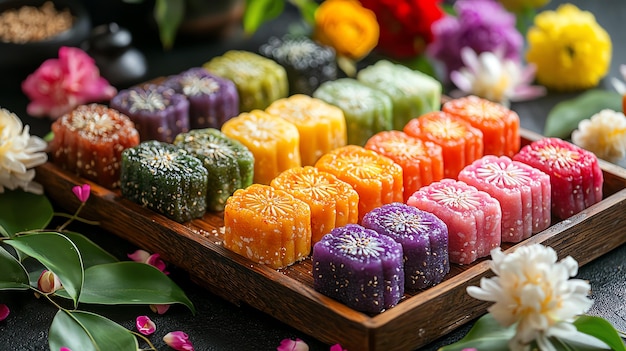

left=72, top=184, right=91, bottom=203
left=462, top=349, right=477, bottom=351
left=163, top=331, right=194, bottom=351
left=135, top=315, right=156, bottom=335
left=150, top=304, right=171, bottom=315
left=38, top=270, right=63, bottom=293
left=21, top=46, right=117, bottom=120
left=0, top=304, right=9, bottom=321
left=60, top=347, right=72, bottom=351
left=128, top=249, right=169, bottom=275
left=329, top=344, right=346, bottom=351
left=277, top=338, right=309, bottom=351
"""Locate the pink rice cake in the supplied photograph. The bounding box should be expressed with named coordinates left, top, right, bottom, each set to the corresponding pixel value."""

left=458, top=155, right=551, bottom=243
left=407, top=179, right=501, bottom=265
left=513, top=138, right=603, bottom=220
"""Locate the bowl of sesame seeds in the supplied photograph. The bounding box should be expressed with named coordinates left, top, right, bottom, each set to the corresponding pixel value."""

left=0, top=0, right=91, bottom=72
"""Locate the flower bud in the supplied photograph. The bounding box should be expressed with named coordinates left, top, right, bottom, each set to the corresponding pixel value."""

left=37, top=270, right=62, bottom=293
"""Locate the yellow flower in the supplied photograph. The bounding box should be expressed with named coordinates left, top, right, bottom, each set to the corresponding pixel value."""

left=525, top=4, right=611, bottom=91
left=498, top=0, right=550, bottom=13
left=314, top=0, right=379, bottom=61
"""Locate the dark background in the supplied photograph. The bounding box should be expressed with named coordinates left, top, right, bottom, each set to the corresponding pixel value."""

left=1, top=0, right=625, bottom=350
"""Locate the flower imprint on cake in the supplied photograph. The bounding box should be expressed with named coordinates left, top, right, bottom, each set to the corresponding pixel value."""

left=338, top=87, right=374, bottom=112
left=476, top=162, right=532, bottom=187
left=69, top=109, right=117, bottom=136
left=376, top=210, right=432, bottom=236
left=341, top=154, right=385, bottom=179
left=423, top=118, right=467, bottom=139
left=429, top=185, right=481, bottom=210
left=291, top=172, right=340, bottom=199
left=534, top=145, right=580, bottom=169
left=127, top=89, right=168, bottom=113
left=337, top=231, right=386, bottom=258
left=243, top=188, right=297, bottom=217
left=374, top=139, right=426, bottom=161
left=138, top=147, right=185, bottom=173
left=181, top=76, right=220, bottom=96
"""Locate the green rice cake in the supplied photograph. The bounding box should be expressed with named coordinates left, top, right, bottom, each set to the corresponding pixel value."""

left=121, top=140, right=208, bottom=222
left=174, top=128, right=254, bottom=211
left=357, top=60, right=441, bottom=130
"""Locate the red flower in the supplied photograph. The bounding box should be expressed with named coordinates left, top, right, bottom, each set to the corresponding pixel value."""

left=361, top=0, right=445, bottom=59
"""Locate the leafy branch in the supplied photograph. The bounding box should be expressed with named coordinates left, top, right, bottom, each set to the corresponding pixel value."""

left=0, top=188, right=195, bottom=351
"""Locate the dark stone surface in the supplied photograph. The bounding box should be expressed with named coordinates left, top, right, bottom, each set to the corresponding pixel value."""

left=1, top=0, right=625, bottom=350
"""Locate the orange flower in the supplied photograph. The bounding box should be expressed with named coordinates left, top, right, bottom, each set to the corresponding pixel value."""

left=314, top=0, right=379, bottom=60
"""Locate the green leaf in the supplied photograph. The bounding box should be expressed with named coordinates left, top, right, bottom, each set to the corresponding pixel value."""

left=59, top=262, right=195, bottom=313
left=544, top=89, right=623, bottom=139
left=0, top=190, right=53, bottom=237
left=49, top=310, right=138, bottom=351
left=573, top=315, right=626, bottom=351
left=62, top=231, right=119, bottom=268
left=154, top=0, right=185, bottom=50
left=0, top=246, right=30, bottom=290
left=5, top=232, right=83, bottom=307
left=438, top=313, right=515, bottom=351
left=289, top=0, right=318, bottom=26
left=243, top=0, right=285, bottom=35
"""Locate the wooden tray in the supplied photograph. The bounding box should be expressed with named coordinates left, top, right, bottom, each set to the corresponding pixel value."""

left=35, top=128, right=626, bottom=351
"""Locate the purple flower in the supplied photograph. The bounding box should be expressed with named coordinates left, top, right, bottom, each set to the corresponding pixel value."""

left=277, top=338, right=309, bottom=351
left=427, top=0, right=523, bottom=80
left=163, top=331, right=194, bottom=351
left=150, top=304, right=171, bottom=315
left=72, top=184, right=90, bottom=203
left=0, top=304, right=9, bottom=321
left=135, top=315, right=156, bottom=335
left=128, top=249, right=169, bottom=275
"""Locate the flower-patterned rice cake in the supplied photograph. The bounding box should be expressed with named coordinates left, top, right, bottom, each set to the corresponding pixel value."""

left=203, top=50, right=288, bottom=112
left=223, top=184, right=312, bottom=269
left=161, top=67, right=239, bottom=129
left=404, top=111, right=483, bottom=179
left=365, top=130, right=444, bottom=201
left=407, top=179, right=502, bottom=265
left=48, top=103, right=140, bottom=188
left=173, top=128, right=254, bottom=212
left=458, top=155, right=551, bottom=243
left=313, top=78, right=393, bottom=146
left=442, top=95, right=520, bottom=157
left=110, top=84, right=190, bottom=143
left=312, top=224, right=404, bottom=314
left=271, top=166, right=359, bottom=245
left=357, top=60, right=442, bottom=130
left=221, top=110, right=300, bottom=185
left=120, top=140, right=208, bottom=223
left=266, top=94, right=347, bottom=166
left=362, top=203, right=449, bottom=291
left=513, top=138, right=603, bottom=220
left=259, top=35, right=337, bottom=96
left=315, top=145, right=403, bottom=221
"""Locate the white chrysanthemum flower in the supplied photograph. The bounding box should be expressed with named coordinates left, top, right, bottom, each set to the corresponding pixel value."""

left=571, top=109, right=626, bottom=162
left=450, top=47, right=546, bottom=106
left=467, top=244, right=603, bottom=351
left=0, top=108, right=48, bottom=194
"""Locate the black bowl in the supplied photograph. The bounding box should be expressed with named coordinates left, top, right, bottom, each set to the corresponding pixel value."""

left=0, top=0, right=91, bottom=74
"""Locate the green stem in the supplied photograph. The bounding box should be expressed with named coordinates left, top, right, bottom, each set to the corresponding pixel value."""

left=130, top=331, right=158, bottom=351
left=56, top=203, right=99, bottom=230
left=54, top=212, right=100, bottom=226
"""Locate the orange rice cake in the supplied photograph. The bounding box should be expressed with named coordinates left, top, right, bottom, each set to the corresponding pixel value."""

left=223, top=184, right=312, bottom=269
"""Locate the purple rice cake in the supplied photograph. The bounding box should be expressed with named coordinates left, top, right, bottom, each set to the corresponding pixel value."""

left=161, top=67, right=239, bottom=129
left=110, top=84, right=189, bottom=143
left=312, top=224, right=404, bottom=314
left=361, top=202, right=449, bottom=291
